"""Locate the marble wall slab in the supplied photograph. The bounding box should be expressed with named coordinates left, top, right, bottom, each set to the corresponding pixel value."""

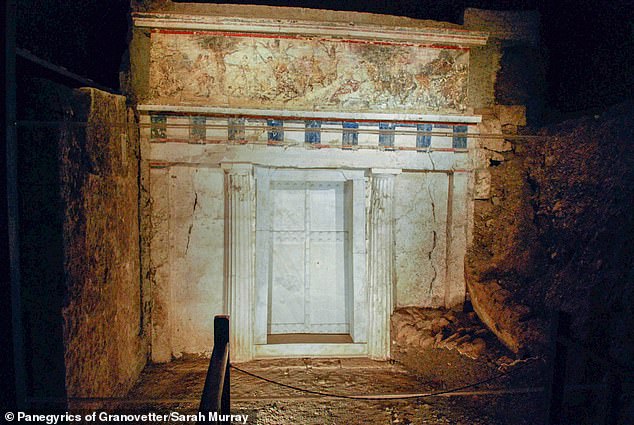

left=150, top=163, right=469, bottom=357
left=165, top=166, right=225, bottom=356
left=394, top=172, right=450, bottom=308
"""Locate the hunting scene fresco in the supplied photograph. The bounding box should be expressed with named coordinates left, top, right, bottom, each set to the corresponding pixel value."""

left=149, top=32, right=469, bottom=113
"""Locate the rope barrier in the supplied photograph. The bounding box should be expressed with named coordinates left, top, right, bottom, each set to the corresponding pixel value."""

left=230, top=357, right=540, bottom=401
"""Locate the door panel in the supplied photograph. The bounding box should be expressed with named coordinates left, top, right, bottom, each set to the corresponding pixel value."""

left=269, top=180, right=349, bottom=334
left=269, top=235, right=305, bottom=332
left=309, top=234, right=347, bottom=332
left=272, top=182, right=305, bottom=231
left=309, top=182, right=345, bottom=231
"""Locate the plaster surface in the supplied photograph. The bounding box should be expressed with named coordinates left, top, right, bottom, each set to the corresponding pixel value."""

left=147, top=139, right=474, bottom=359
left=149, top=167, right=172, bottom=363
left=149, top=143, right=472, bottom=172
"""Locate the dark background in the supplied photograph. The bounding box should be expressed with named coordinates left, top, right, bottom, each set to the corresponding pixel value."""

left=15, top=0, right=634, bottom=113
left=3, top=0, right=633, bottom=411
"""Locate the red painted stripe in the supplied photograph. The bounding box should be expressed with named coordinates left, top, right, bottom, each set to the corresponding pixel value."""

left=152, top=28, right=470, bottom=51
left=336, top=38, right=469, bottom=51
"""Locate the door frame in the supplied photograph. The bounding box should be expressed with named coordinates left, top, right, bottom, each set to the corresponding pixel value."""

left=254, top=167, right=367, bottom=349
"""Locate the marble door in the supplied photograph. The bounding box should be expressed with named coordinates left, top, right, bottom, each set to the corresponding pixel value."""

left=268, top=180, right=349, bottom=335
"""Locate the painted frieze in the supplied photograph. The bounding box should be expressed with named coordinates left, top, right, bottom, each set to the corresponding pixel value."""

left=149, top=31, right=469, bottom=114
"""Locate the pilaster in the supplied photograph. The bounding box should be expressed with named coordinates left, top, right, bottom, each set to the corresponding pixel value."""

left=367, top=168, right=400, bottom=359
left=222, top=163, right=255, bottom=362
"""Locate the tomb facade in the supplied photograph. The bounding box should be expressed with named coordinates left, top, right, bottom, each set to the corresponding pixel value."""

left=130, top=4, right=496, bottom=361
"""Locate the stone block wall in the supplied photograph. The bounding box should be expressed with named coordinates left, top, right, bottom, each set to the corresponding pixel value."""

left=18, top=79, right=77, bottom=402
left=464, top=8, right=546, bottom=123
left=17, top=78, right=148, bottom=400
left=61, top=88, right=148, bottom=398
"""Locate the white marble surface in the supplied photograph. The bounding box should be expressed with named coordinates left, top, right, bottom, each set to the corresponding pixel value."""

left=138, top=104, right=483, bottom=123
left=254, top=168, right=366, bottom=352
left=138, top=6, right=482, bottom=361
left=148, top=153, right=472, bottom=360
left=444, top=172, right=469, bottom=307
left=270, top=235, right=306, bottom=331
left=167, top=167, right=225, bottom=356
left=133, top=11, right=488, bottom=47
left=150, top=142, right=470, bottom=172
left=394, top=172, right=449, bottom=308
left=255, top=343, right=367, bottom=358
left=367, top=170, right=399, bottom=359
left=223, top=164, right=256, bottom=362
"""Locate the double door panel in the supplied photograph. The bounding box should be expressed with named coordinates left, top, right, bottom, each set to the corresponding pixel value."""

left=269, top=181, right=349, bottom=334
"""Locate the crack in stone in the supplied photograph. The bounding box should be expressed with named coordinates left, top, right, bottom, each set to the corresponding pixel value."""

left=426, top=177, right=438, bottom=294
left=428, top=187, right=436, bottom=224
left=426, top=150, right=436, bottom=171
left=185, top=192, right=198, bottom=254
left=428, top=231, right=438, bottom=293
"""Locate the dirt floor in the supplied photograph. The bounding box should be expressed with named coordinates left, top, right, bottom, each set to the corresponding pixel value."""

left=99, top=335, right=545, bottom=425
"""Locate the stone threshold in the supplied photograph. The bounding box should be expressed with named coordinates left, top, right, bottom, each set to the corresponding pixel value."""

left=254, top=343, right=367, bottom=358
left=267, top=333, right=353, bottom=344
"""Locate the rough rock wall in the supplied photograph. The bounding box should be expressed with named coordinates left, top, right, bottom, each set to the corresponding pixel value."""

left=466, top=11, right=633, bottom=378
left=527, top=104, right=634, bottom=352
left=61, top=87, right=149, bottom=397
left=463, top=9, right=548, bottom=354
left=467, top=102, right=634, bottom=358
left=467, top=106, right=547, bottom=354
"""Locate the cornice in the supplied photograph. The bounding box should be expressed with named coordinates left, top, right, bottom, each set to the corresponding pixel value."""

left=133, top=12, right=489, bottom=47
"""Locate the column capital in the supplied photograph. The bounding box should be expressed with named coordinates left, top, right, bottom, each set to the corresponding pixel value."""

left=221, top=162, right=253, bottom=174
left=369, top=168, right=401, bottom=176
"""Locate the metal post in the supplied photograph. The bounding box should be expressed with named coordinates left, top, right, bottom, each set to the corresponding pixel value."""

left=220, top=327, right=230, bottom=421
left=545, top=311, right=570, bottom=425
left=198, top=315, right=230, bottom=424
left=215, top=315, right=230, bottom=421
